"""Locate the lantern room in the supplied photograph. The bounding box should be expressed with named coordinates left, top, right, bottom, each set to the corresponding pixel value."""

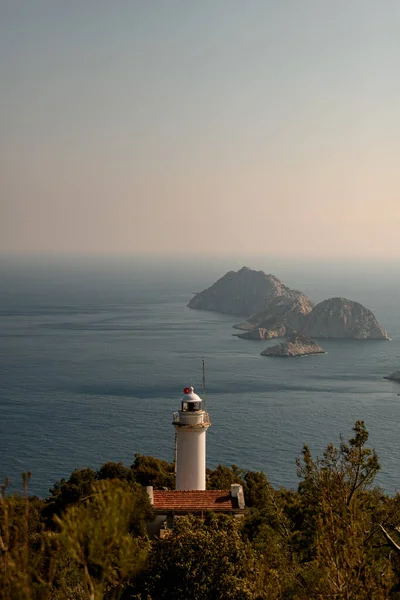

left=181, top=386, right=202, bottom=412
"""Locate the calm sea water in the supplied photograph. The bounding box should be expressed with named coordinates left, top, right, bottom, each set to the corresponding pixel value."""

left=1, top=256, right=400, bottom=497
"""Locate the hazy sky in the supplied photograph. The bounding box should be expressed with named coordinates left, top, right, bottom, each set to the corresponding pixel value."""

left=1, top=1, right=400, bottom=259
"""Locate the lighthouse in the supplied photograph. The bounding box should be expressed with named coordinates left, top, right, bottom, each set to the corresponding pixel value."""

left=145, top=386, right=244, bottom=534
left=172, top=386, right=211, bottom=490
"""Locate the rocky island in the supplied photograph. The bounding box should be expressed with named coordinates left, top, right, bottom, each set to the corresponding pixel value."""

left=384, top=370, right=400, bottom=382
left=300, top=297, right=389, bottom=340
left=260, top=333, right=326, bottom=357
left=187, top=266, right=310, bottom=317
left=189, top=267, right=390, bottom=340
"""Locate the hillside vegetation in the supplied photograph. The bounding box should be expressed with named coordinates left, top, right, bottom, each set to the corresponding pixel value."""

left=2, top=422, right=400, bottom=599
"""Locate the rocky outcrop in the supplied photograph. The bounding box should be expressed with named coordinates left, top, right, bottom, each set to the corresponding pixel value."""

left=384, top=370, right=400, bottom=382
left=187, top=267, right=309, bottom=317
left=233, top=294, right=313, bottom=338
left=234, top=324, right=287, bottom=340
left=300, top=298, right=390, bottom=340
left=260, top=333, right=326, bottom=357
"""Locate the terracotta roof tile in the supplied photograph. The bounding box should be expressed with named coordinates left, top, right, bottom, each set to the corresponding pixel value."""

left=152, top=490, right=239, bottom=512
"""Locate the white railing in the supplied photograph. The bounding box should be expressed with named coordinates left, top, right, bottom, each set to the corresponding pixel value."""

left=172, top=411, right=210, bottom=426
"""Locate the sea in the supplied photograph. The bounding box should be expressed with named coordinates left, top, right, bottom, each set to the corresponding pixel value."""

left=1, top=255, right=400, bottom=498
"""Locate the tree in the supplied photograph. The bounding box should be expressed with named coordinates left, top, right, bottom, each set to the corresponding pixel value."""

left=97, top=462, right=134, bottom=484
left=44, top=468, right=97, bottom=522
left=130, top=455, right=174, bottom=489
left=136, top=514, right=266, bottom=600
left=243, top=470, right=273, bottom=509
left=55, top=479, right=149, bottom=600
left=0, top=473, right=58, bottom=600
left=294, top=420, right=393, bottom=599
left=206, top=464, right=245, bottom=491
left=297, top=420, right=380, bottom=508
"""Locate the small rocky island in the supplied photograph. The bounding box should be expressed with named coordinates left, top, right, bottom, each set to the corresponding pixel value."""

left=188, top=267, right=390, bottom=340
left=260, top=333, right=326, bottom=358
left=384, top=370, right=400, bottom=382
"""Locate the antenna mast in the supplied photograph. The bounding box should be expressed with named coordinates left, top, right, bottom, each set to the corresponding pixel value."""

left=202, top=357, right=207, bottom=412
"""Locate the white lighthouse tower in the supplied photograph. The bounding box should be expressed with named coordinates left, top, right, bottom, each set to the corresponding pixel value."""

left=173, top=386, right=211, bottom=490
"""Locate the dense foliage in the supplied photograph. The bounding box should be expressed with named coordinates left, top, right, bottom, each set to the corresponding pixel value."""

left=2, top=421, right=400, bottom=599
